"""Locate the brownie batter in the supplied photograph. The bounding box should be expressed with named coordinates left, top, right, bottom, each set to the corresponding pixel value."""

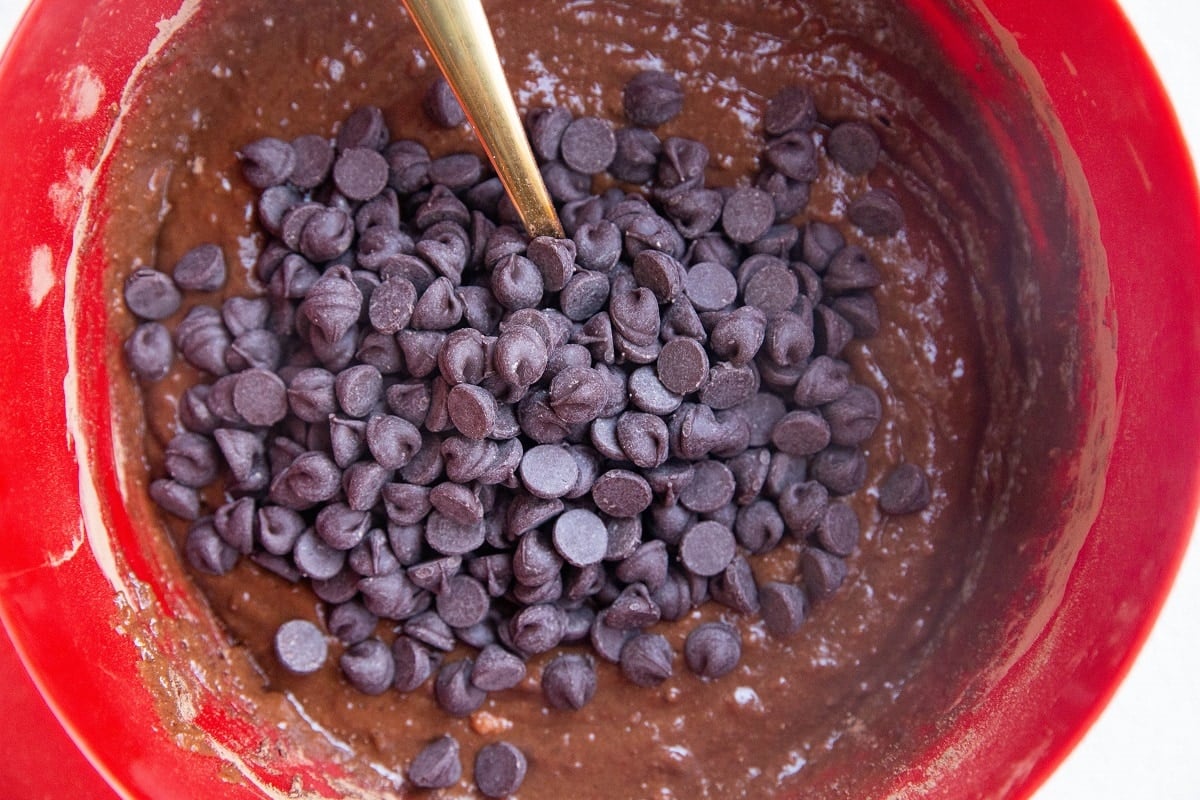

left=96, top=0, right=1099, bottom=797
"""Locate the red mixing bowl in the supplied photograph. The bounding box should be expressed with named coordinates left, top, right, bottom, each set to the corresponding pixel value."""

left=0, top=0, right=1197, bottom=797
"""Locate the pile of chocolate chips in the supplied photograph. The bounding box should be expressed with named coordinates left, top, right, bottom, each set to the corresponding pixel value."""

left=123, top=70, right=931, bottom=792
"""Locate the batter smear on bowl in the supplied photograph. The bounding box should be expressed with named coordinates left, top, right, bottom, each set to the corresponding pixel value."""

left=100, top=0, right=1089, bottom=797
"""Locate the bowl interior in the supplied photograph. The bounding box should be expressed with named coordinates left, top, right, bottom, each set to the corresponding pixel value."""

left=0, top=0, right=1197, bottom=798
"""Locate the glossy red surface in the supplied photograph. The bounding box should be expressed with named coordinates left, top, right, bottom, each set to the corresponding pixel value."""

left=0, top=0, right=1196, bottom=798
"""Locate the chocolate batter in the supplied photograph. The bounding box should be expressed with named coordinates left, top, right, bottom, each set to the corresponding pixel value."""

left=98, top=0, right=1099, bottom=797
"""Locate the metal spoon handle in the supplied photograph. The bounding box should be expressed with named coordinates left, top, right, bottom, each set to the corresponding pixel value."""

left=402, top=0, right=563, bottom=239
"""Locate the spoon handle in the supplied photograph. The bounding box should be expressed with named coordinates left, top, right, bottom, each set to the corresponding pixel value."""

left=402, top=0, right=563, bottom=239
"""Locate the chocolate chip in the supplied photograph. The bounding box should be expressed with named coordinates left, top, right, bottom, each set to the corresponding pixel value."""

left=491, top=253, right=545, bottom=311
left=827, top=121, right=881, bottom=175
left=619, top=632, right=673, bottom=687
left=527, top=105, right=572, bottom=162
left=559, top=269, right=611, bottom=322
left=229, top=368, right=287, bottom=427
left=802, top=547, right=847, bottom=601
left=411, top=276, right=465, bottom=330
left=424, top=77, right=465, bottom=128
left=878, top=462, right=931, bottom=515
left=522, top=239, right=572, bottom=295
left=273, top=619, right=327, bottom=675
left=684, top=622, right=741, bottom=678
left=832, top=293, right=881, bottom=339
left=777, top=480, right=829, bottom=536
left=710, top=555, right=760, bottom=614
left=656, top=337, right=709, bottom=395
left=759, top=581, right=810, bottom=637
left=623, top=69, right=684, bottom=127
left=409, top=735, right=462, bottom=789
left=367, top=276, right=417, bottom=335
left=124, top=321, right=174, bottom=380
left=327, top=600, right=378, bottom=645
left=765, top=129, right=820, bottom=182
left=683, top=261, right=738, bottom=311
left=616, top=411, right=670, bottom=469
left=508, top=603, right=567, bottom=655
left=764, top=85, right=817, bottom=136
left=425, top=511, right=487, bottom=556
left=436, top=574, right=491, bottom=628
left=474, top=741, right=528, bottom=798
left=793, top=356, right=851, bottom=407
left=552, top=508, right=609, bottom=567
left=678, top=460, right=735, bottom=514
left=573, top=220, right=622, bottom=272
left=848, top=188, right=904, bottom=236
left=124, top=267, right=181, bottom=321
left=172, top=243, right=227, bottom=293
left=392, top=636, right=436, bottom=692
left=338, top=637, right=395, bottom=695
left=823, top=384, right=881, bottom=446
left=561, top=116, right=617, bottom=175
left=148, top=478, right=200, bottom=520
left=164, top=432, right=219, bottom=488
left=548, top=366, right=609, bottom=425
left=697, top=363, right=759, bottom=411
left=610, top=126, right=662, bottom=183
left=721, top=187, right=775, bottom=244
left=238, top=137, right=296, bottom=189
left=470, top=644, right=526, bottom=692
left=816, top=501, right=860, bottom=557
left=809, top=444, right=868, bottom=495
left=408, top=555, right=461, bottom=594
left=445, top=383, right=497, bottom=440
left=735, top=500, right=785, bottom=554
left=613, top=539, right=668, bottom=592
left=542, top=653, right=597, bottom=710
left=678, top=520, right=737, bottom=578
left=770, top=409, right=832, bottom=456
left=591, top=469, right=653, bottom=519
left=434, top=659, right=486, bottom=717
left=518, top=443, right=580, bottom=499
left=824, top=245, right=883, bottom=293
left=656, top=136, right=708, bottom=191
left=185, top=518, right=238, bottom=575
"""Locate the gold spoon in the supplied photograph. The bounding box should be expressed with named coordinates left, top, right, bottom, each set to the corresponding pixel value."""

left=402, top=0, right=564, bottom=239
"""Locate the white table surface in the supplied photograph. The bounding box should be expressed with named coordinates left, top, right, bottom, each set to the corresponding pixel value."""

left=0, top=1, right=1195, bottom=798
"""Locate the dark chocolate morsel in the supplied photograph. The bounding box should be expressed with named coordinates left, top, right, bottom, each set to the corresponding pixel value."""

left=623, top=69, right=684, bottom=128
left=408, top=735, right=462, bottom=789
left=339, top=637, right=396, bottom=695
left=683, top=622, right=741, bottom=678
left=273, top=619, right=327, bottom=675
left=759, top=581, right=810, bottom=637
left=474, top=741, right=528, bottom=798
left=619, top=632, right=674, bottom=687
left=541, top=653, right=597, bottom=710
left=878, top=462, right=932, bottom=515
left=434, top=660, right=486, bottom=717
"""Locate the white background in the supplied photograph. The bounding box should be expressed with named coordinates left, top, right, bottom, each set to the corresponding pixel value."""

left=0, top=0, right=1196, bottom=797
